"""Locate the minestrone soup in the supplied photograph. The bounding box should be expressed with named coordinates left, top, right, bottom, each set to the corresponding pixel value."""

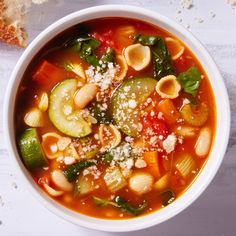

left=15, top=18, right=216, bottom=219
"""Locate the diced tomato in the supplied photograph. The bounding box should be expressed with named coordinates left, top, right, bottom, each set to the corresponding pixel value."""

left=92, top=30, right=115, bottom=56
left=32, top=60, right=75, bottom=89
left=141, top=111, right=170, bottom=140
left=173, top=55, right=194, bottom=74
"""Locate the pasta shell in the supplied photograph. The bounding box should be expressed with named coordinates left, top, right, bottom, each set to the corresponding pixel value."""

left=42, top=132, right=62, bottom=159
left=43, top=183, right=64, bottom=197
left=156, top=75, right=181, bottom=99
left=124, top=43, right=151, bottom=71
left=165, top=37, right=185, bottom=60
left=115, top=55, right=128, bottom=81
left=99, top=124, right=121, bottom=151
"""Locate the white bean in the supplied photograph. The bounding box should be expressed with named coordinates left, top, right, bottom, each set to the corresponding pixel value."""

left=129, top=172, right=153, bottom=195
left=24, top=108, right=44, bottom=127
left=195, top=127, right=211, bottom=157
left=74, top=83, right=98, bottom=109
left=51, top=170, right=73, bottom=192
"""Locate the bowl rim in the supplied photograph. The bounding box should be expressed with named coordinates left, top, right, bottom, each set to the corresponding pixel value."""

left=3, top=4, right=230, bottom=232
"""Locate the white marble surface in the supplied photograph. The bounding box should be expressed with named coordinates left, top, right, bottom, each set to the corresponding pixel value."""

left=0, top=0, right=236, bottom=235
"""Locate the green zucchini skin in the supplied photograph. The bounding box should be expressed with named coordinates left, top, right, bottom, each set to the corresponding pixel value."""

left=64, top=160, right=95, bottom=182
left=49, top=79, right=92, bottom=138
left=111, top=77, right=157, bottom=136
left=18, top=128, right=48, bottom=170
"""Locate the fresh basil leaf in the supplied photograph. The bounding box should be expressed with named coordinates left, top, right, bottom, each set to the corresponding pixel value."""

left=177, top=67, right=201, bottom=96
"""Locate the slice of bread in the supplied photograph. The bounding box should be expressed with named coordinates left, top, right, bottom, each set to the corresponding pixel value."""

left=0, top=0, right=46, bottom=47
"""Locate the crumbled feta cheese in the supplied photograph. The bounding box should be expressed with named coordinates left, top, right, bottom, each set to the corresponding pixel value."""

left=50, top=144, right=58, bottom=153
left=135, top=159, right=147, bottom=168
left=64, top=156, right=75, bottom=165
left=158, top=112, right=164, bottom=120
left=128, top=99, right=137, bottom=109
left=163, top=134, right=177, bottom=153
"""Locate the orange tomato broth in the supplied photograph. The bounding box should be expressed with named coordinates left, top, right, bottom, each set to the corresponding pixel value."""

left=15, top=17, right=216, bottom=219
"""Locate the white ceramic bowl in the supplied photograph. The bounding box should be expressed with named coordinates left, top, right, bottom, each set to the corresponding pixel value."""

left=4, top=5, right=230, bottom=232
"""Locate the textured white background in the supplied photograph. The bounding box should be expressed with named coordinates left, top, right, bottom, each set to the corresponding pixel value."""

left=0, top=0, right=236, bottom=235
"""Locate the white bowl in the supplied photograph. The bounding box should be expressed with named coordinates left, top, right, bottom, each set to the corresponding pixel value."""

left=4, top=5, right=230, bottom=232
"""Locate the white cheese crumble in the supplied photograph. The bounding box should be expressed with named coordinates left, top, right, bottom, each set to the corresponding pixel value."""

left=163, top=134, right=177, bottom=153
left=128, top=99, right=137, bottom=109
left=64, top=156, right=75, bottom=165
left=135, top=159, right=147, bottom=168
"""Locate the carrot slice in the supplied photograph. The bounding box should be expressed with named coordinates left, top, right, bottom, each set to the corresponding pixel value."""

left=143, top=151, right=160, bottom=178
left=157, top=99, right=180, bottom=124
left=33, top=60, right=74, bottom=89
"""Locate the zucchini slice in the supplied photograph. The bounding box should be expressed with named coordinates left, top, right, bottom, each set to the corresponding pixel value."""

left=111, top=77, right=157, bottom=136
left=18, top=128, right=47, bottom=170
left=49, top=79, right=92, bottom=138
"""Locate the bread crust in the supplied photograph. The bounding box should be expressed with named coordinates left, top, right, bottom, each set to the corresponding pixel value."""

left=0, top=0, right=27, bottom=47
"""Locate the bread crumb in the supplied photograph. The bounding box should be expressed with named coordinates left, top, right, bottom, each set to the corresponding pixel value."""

left=227, top=0, right=236, bottom=6
left=209, top=11, right=216, bottom=18
left=195, top=17, right=204, bottom=23
left=181, top=0, right=193, bottom=9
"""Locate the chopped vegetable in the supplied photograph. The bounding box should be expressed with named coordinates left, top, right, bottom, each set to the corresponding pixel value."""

left=160, top=189, right=175, bottom=206
left=157, top=99, right=181, bottom=124
left=63, top=62, right=86, bottom=80
left=134, top=34, right=159, bottom=46
left=66, top=36, right=115, bottom=70
left=177, top=67, right=201, bottom=96
left=89, top=102, right=112, bottom=124
left=153, top=174, right=170, bottom=191
left=92, top=196, right=147, bottom=215
left=64, top=160, right=95, bottom=182
left=135, top=35, right=175, bottom=79
left=111, top=77, right=157, bottom=136
left=74, top=175, right=95, bottom=196
left=104, top=167, right=127, bottom=193
left=33, top=60, right=72, bottom=89
left=175, top=153, right=196, bottom=178
left=114, top=196, right=147, bottom=215
left=143, top=151, right=160, bottom=178
left=102, top=152, right=114, bottom=163
left=48, top=79, right=92, bottom=137
left=180, top=103, right=209, bottom=127
left=18, top=128, right=48, bottom=170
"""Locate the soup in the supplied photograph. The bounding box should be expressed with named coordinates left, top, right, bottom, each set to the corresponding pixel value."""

left=15, top=18, right=216, bottom=219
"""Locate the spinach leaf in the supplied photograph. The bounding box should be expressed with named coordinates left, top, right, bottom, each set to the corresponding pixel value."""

left=114, top=196, right=148, bottom=215
left=102, top=152, right=114, bottom=163
left=66, top=36, right=115, bottom=70
left=160, top=189, right=175, bottom=206
left=101, top=48, right=115, bottom=64
left=177, top=67, right=201, bottom=96
left=92, top=196, right=148, bottom=215
left=134, top=34, right=175, bottom=80
left=134, top=34, right=159, bottom=46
